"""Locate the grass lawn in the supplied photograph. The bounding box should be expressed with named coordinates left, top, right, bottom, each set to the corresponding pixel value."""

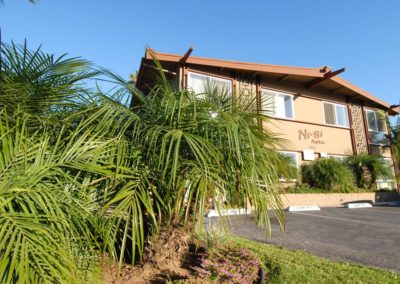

left=233, top=237, right=400, bottom=284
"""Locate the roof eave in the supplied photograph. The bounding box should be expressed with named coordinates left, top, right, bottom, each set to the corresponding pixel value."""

left=142, top=49, right=395, bottom=113
left=145, top=50, right=328, bottom=78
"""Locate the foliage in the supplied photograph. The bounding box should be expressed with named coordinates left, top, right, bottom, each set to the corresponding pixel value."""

left=201, top=227, right=230, bottom=250
left=0, top=42, right=291, bottom=282
left=124, top=52, right=291, bottom=237
left=193, top=244, right=260, bottom=284
left=301, top=158, right=355, bottom=191
left=234, top=237, right=400, bottom=284
left=344, top=153, right=393, bottom=189
left=0, top=104, right=164, bottom=282
left=0, top=41, right=97, bottom=130
left=387, top=114, right=400, bottom=184
left=0, top=110, right=103, bottom=283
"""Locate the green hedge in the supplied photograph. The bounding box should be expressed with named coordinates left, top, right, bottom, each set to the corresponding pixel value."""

left=301, top=158, right=354, bottom=191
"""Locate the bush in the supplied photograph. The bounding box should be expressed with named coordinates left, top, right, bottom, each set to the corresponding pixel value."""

left=344, top=153, right=393, bottom=189
left=201, top=227, right=229, bottom=251
left=301, top=158, right=354, bottom=191
left=193, top=244, right=261, bottom=284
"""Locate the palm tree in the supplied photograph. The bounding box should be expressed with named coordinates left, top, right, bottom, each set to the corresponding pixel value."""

left=345, top=153, right=393, bottom=189
left=0, top=42, right=291, bottom=282
left=0, top=41, right=98, bottom=131
left=386, top=112, right=400, bottom=188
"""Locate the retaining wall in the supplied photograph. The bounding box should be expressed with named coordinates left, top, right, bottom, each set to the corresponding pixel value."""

left=280, top=192, right=400, bottom=208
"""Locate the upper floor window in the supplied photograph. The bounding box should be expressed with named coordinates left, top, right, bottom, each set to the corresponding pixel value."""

left=323, top=102, right=349, bottom=127
left=187, top=72, right=232, bottom=97
left=261, top=89, right=294, bottom=119
left=365, top=109, right=387, bottom=132
left=365, top=109, right=388, bottom=145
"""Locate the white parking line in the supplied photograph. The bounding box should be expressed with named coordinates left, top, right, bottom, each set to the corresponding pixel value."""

left=291, top=211, right=395, bottom=228
left=292, top=211, right=366, bottom=224
left=359, top=208, right=400, bottom=214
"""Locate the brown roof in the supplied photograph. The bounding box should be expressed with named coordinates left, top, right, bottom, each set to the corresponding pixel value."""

left=139, top=49, right=398, bottom=114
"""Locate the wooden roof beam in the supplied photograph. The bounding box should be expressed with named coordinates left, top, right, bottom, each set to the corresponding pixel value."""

left=143, top=63, right=177, bottom=76
left=305, top=68, right=345, bottom=90
left=330, top=86, right=345, bottom=94
left=277, top=74, right=291, bottom=82
left=390, top=104, right=400, bottom=115
left=179, top=47, right=193, bottom=65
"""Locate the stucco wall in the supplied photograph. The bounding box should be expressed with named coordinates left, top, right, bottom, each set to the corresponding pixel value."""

left=183, top=65, right=393, bottom=162
left=267, top=119, right=353, bottom=155
left=292, top=95, right=325, bottom=123
left=280, top=192, right=400, bottom=208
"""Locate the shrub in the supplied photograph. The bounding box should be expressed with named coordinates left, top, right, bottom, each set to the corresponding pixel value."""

left=344, top=153, right=394, bottom=189
left=301, top=158, right=354, bottom=191
left=201, top=227, right=229, bottom=251
left=193, top=245, right=260, bottom=284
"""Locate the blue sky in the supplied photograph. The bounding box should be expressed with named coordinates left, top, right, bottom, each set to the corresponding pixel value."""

left=1, top=0, right=400, bottom=105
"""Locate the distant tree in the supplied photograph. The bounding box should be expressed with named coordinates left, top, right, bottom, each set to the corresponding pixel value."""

left=387, top=109, right=400, bottom=187
left=129, top=71, right=138, bottom=84
left=345, top=153, right=393, bottom=189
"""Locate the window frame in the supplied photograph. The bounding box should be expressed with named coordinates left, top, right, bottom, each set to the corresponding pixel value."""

left=322, top=101, right=350, bottom=128
left=364, top=108, right=389, bottom=145
left=261, top=88, right=295, bottom=119
left=364, top=108, right=387, bottom=132
left=187, top=71, right=233, bottom=97
left=280, top=151, right=299, bottom=168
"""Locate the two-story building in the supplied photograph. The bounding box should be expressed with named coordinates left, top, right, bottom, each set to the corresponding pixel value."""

left=135, top=48, right=399, bottom=189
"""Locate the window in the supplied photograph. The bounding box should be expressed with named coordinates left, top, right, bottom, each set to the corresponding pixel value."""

left=187, top=72, right=232, bottom=97
left=280, top=151, right=298, bottom=168
left=323, top=102, right=349, bottom=127
left=376, top=158, right=396, bottom=190
left=365, top=109, right=388, bottom=145
left=261, top=89, right=294, bottom=119
left=328, top=155, right=347, bottom=162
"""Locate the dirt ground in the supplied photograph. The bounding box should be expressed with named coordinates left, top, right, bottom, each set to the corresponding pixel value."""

left=102, top=227, right=201, bottom=284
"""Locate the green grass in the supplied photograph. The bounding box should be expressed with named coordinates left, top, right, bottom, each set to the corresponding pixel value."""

left=233, top=237, right=400, bottom=284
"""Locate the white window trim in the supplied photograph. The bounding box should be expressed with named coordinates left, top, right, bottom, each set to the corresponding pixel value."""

left=364, top=108, right=388, bottom=132
left=322, top=101, right=350, bottom=128
left=261, top=88, right=295, bottom=119
left=187, top=71, right=233, bottom=96
left=364, top=108, right=389, bottom=146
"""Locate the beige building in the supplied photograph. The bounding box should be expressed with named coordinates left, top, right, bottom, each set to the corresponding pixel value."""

left=136, top=48, right=399, bottom=189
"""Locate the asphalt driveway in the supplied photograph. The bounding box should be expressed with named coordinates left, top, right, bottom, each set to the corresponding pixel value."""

left=204, top=206, right=400, bottom=271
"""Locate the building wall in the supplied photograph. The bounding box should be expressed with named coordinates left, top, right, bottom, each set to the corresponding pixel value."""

left=267, top=119, right=353, bottom=156
left=182, top=65, right=393, bottom=164
left=350, top=103, right=369, bottom=154
left=260, top=78, right=355, bottom=164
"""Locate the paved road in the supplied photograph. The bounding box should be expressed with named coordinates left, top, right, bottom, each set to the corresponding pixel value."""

left=204, top=206, right=400, bottom=271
